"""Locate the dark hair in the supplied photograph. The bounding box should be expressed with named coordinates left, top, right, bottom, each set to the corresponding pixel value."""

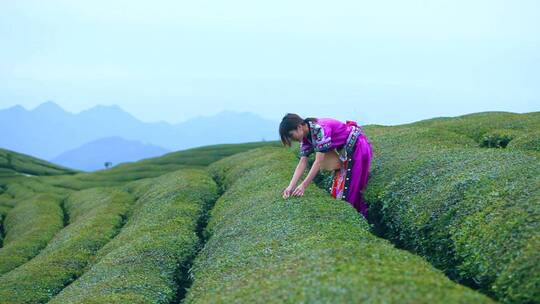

left=279, top=113, right=317, bottom=147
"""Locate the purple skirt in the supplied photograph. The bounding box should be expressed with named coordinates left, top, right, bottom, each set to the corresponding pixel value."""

left=330, top=132, right=373, bottom=218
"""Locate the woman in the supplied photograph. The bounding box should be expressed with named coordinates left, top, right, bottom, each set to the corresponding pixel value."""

left=279, top=113, right=373, bottom=218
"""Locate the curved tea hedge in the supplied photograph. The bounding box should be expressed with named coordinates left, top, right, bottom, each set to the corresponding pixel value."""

left=48, top=168, right=218, bottom=304
left=0, top=193, right=64, bottom=274
left=0, top=187, right=134, bottom=304
left=406, top=111, right=540, bottom=151
left=508, top=131, right=540, bottom=152
left=38, top=141, right=281, bottom=191
left=183, top=147, right=492, bottom=303
left=0, top=148, right=78, bottom=176
left=363, top=121, right=539, bottom=303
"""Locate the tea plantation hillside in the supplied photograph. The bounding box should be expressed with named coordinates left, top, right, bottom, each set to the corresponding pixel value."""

left=0, top=111, right=538, bottom=303
left=182, top=147, right=492, bottom=303
left=316, top=111, right=539, bottom=303
left=0, top=148, right=79, bottom=224
left=37, top=141, right=283, bottom=190
left=362, top=111, right=539, bottom=303
left=0, top=148, right=79, bottom=178
left=0, top=149, right=79, bottom=256
left=0, top=141, right=279, bottom=286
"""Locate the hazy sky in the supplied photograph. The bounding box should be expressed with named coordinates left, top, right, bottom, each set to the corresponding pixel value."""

left=1, top=1, right=539, bottom=125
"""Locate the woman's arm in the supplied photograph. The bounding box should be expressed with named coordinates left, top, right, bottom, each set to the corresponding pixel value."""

left=283, top=156, right=309, bottom=199
left=292, top=152, right=325, bottom=196
left=302, top=152, right=324, bottom=187
left=288, top=156, right=308, bottom=187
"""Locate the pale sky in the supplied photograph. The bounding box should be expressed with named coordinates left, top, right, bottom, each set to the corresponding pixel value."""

left=1, top=1, right=539, bottom=125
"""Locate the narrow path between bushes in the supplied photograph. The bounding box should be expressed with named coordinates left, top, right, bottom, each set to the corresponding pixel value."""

left=311, top=173, right=495, bottom=301
left=172, top=174, right=224, bottom=304
left=0, top=214, right=5, bottom=248
left=0, top=195, right=15, bottom=250
left=59, top=195, right=70, bottom=228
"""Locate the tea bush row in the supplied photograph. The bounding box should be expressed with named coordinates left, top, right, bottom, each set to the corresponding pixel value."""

left=0, top=193, right=64, bottom=275
left=182, top=147, right=492, bottom=303
left=0, top=187, right=134, bottom=303
left=48, top=168, right=218, bottom=304
left=364, top=124, right=539, bottom=303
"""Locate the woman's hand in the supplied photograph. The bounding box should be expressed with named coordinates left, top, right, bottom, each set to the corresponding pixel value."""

left=282, top=185, right=295, bottom=199
left=291, top=183, right=306, bottom=197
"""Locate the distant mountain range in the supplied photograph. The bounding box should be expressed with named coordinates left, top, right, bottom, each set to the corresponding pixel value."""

left=0, top=101, right=279, bottom=171
left=50, top=136, right=170, bottom=171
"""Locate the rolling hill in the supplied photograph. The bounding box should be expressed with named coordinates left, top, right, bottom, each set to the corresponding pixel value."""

left=0, top=111, right=537, bottom=304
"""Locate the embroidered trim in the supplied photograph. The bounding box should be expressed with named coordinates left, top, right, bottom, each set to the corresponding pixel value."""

left=345, top=126, right=363, bottom=156
left=300, top=120, right=364, bottom=159
left=308, top=121, right=332, bottom=153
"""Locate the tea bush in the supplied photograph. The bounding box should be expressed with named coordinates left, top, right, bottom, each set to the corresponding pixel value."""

left=0, top=187, right=134, bottom=303
left=364, top=113, right=539, bottom=303
left=38, top=141, right=280, bottom=191
left=183, top=147, right=492, bottom=303
left=406, top=111, right=539, bottom=146
left=0, top=148, right=78, bottom=176
left=478, top=129, right=515, bottom=148
left=507, top=131, right=540, bottom=152
left=48, top=168, right=218, bottom=304
left=0, top=193, right=64, bottom=275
